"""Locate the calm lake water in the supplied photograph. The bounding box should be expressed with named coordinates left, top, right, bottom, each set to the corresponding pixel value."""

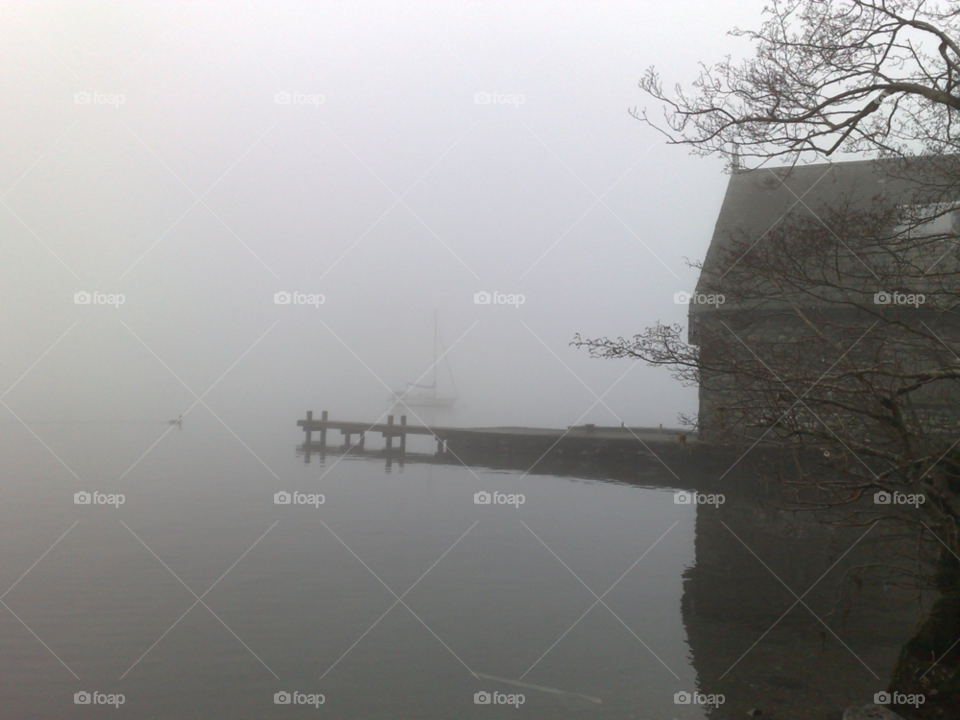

left=0, top=415, right=914, bottom=719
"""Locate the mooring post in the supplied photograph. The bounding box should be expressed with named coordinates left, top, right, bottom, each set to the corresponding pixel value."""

left=399, top=415, right=407, bottom=454
left=320, top=410, right=328, bottom=449
left=344, top=431, right=351, bottom=448
left=386, top=415, right=394, bottom=453
left=358, top=432, right=365, bottom=450
left=305, top=411, right=313, bottom=447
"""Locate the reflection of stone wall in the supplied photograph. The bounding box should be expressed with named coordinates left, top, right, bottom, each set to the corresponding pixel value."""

left=682, top=488, right=921, bottom=719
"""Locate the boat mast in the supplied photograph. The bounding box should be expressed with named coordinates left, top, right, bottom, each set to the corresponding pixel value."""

left=432, top=310, right=438, bottom=395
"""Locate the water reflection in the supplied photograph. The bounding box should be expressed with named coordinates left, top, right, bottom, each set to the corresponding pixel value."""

left=682, top=488, right=914, bottom=719
left=294, top=444, right=918, bottom=718
left=0, top=424, right=917, bottom=719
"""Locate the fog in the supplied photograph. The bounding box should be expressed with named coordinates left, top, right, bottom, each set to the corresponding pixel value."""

left=8, top=6, right=931, bottom=719
left=1, top=1, right=761, bottom=443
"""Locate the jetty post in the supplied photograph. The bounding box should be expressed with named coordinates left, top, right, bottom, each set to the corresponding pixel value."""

left=385, top=415, right=394, bottom=453
left=303, top=411, right=313, bottom=463
left=320, top=410, right=328, bottom=449
left=399, top=415, right=407, bottom=454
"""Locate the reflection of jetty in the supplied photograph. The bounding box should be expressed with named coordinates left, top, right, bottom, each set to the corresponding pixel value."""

left=296, top=410, right=718, bottom=474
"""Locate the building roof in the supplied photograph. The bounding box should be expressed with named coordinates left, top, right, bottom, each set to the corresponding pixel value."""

left=691, top=155, right=960, bottom=315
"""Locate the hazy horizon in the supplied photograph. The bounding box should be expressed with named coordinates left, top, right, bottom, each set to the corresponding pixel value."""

left=0, top=1, right=771, bottom=439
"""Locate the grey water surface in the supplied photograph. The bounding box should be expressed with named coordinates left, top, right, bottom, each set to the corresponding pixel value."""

left=0, top=416, right=914, bottom=719
left=0, top=416, right=704, bottom=719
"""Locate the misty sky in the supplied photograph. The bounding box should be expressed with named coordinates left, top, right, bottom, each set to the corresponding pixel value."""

left=1, top=1, right=765, bottom=438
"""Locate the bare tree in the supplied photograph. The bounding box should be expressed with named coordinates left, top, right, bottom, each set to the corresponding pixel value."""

left=577, top=2, right=960, bottom=715
left=637, top=0, right=960, bottom=164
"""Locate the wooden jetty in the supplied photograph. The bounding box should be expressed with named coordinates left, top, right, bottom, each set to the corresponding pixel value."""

left=297, top=410, right=445, bottom=455
left=296, top=410, right=711, bottom=473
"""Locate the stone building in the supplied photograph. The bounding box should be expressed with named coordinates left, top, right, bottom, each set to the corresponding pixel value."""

left=687, top=157, right=960, bottom=441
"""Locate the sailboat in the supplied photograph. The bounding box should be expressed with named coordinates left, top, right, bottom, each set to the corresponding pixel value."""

left=389, top=313, right=459, bottom=409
